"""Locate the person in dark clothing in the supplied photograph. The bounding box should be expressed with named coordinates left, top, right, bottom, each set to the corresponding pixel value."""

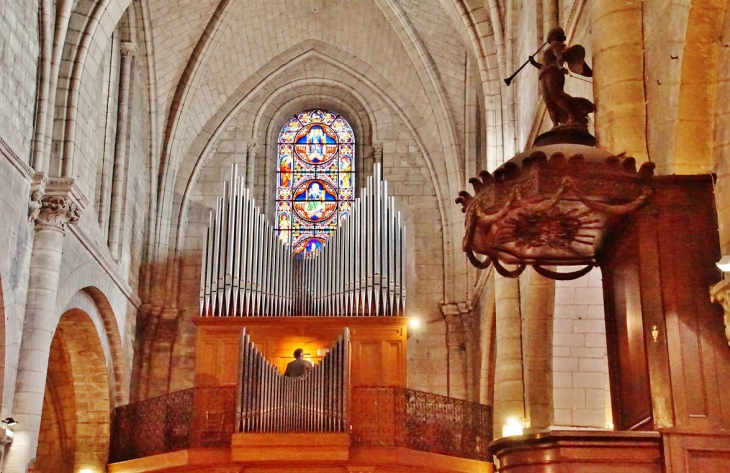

left=284, top=348, right=313, bottom=378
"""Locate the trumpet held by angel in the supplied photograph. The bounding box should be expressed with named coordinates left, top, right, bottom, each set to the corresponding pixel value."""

left=528, top=27, right=594, bottom=128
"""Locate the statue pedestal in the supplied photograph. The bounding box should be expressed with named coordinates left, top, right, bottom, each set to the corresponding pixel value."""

left=534, top=125, right=596, bottom=147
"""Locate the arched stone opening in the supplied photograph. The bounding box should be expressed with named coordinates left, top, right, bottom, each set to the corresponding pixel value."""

left=35, top=309, right=111, bottom=473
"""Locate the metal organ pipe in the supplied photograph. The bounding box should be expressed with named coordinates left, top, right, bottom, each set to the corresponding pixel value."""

left=200, top=164, right=406, bottom=317
left=237, top=328, right=350, bottom=433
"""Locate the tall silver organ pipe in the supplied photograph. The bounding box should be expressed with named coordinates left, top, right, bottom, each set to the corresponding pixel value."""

left=236, top=328, right=350, bottom=432
left=200, top=164, right=406, bottom=317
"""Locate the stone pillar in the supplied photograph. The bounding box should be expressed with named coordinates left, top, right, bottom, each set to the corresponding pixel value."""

left=589, top=0, right=649, bottom=161
left=519, top=268, right=555, bottom=430
left=493, top=273, right=525, bottom=438
left=542, top=0, right=559, bottom=40
left=5, top=176, right=84, bottom=473
left=442, top=302, right=476, bottom=401
left=108, top=42, right=137, bottom=260
left=246, top=141, right=257, bottom=189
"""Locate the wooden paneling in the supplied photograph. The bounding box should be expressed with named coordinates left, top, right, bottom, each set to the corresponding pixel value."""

left=231, top=433, right=350, bottom=462
left=489, top=430, right=662, bottom=473
left=196, top=328, right=241, bottom=386
left=663, top=433, right=730, bottom=472
left=600, top=176, right=730, bottom=471
left=194, top=317, right=408, bottom=389
left=601, top=230, right=653, bottom=431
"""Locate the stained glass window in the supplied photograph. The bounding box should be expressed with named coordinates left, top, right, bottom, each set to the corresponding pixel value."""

left=276, top=109, right=355, bottom=255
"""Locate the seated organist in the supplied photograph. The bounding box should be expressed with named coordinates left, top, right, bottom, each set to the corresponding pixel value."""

left=284, top=348, right=313, bottom=378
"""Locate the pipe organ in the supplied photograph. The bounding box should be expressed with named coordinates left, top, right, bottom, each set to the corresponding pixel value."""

left=200, top=164, right=406, bottom=317
left=237, top=328, right=350, bottom=433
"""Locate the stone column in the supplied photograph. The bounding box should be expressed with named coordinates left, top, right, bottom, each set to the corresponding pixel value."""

left=5, top=176, right=84, bottom=473
left=442, top=302, right=480, bottom=402
left=542, top=0, right=559, bottom=40
left=589, top=0, right=648, bottom=161
left=246, top=141, right=257, bottom=189
left=519, top=268, right=555, bottom=430
left=108, top=42, right=137, bottom=260
left=492, top=273, right=525, bottom=439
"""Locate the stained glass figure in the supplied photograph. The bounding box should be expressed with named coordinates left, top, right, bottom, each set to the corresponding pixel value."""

left=276, top=110, right=355, bottom=254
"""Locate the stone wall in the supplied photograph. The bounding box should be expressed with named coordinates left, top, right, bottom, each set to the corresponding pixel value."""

left=552, top=267, right=611, bottom=428
left=0, top=0, right=38, bottom=162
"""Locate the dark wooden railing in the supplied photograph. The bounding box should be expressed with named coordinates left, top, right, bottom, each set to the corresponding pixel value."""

left=109, top=386, right=236, bottom=463
left=237, top=328, right=349, bottom=432
left=351, top=387, right=493, bottom=461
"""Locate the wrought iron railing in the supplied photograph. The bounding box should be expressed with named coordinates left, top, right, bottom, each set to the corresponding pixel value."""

left=351, top=387, right=493, bottom=461
left=109, top=386, right=236, bottom=463
left=110, top=384, right=492, bottom=463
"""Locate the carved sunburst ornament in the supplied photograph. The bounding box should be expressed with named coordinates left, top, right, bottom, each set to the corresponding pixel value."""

left=498, top=205, right=599, bottom=252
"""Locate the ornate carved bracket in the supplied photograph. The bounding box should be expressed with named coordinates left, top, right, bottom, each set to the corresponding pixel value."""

left=29, top=173, right=87, bottom=233
left=710, top=277, right=730, bottom=347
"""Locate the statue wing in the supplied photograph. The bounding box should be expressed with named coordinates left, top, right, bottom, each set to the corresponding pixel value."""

left=563, top=45, right=593, bottom=77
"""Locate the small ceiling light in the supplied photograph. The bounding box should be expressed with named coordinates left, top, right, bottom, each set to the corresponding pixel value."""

left=717, top=255, right=730, bottom=273
left=502, top=417, right=524, bottom=437
left=1, top=418, right=17, bottom=427
left=408, top=317, right=421, bottom=329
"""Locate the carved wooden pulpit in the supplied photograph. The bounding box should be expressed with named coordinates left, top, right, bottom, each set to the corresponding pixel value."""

left=458, top=142, right=730, bottom=472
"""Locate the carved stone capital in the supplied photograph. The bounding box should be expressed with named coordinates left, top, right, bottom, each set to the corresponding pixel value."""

left=29, top=173, right=87, bottom=233
left=372, top=142, right=383, bottom=163
left=247, top=141, right=258, bottom=156
left=120, top=41, right=138, bottom=57
left=710, top=277, right=730, bottom=347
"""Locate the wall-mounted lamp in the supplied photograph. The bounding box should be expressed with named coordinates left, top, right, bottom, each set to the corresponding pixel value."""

left=80, top=469, right=94, bottom=473
left=717, top=255, right=730, bottom=273
left=502, top=417, right=524, bottom=437
left=408, top=317, right=421, bottom=329
left=1, top=418, right=17, bottom=428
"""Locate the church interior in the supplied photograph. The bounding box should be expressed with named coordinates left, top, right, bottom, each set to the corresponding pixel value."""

left=0, top=0, right=730, bottom=471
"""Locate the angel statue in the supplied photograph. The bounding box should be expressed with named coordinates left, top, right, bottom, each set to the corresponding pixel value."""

left=529, top=27, right=594, bottom=128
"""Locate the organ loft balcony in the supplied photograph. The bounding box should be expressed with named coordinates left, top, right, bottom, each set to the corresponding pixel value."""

left=108, top=316, right=494, bottom=473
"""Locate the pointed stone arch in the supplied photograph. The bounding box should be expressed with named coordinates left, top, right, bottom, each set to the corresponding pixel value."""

left=35, top=306, right=112, bottom=473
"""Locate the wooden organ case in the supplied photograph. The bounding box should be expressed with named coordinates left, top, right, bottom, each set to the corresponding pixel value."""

left=109, top=165, right=494, bottom=473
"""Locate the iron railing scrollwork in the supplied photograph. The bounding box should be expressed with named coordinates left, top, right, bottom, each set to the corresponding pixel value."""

left=109, top=387, right=236, bottom=463
left=351, top=386, right=493, bottom=461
